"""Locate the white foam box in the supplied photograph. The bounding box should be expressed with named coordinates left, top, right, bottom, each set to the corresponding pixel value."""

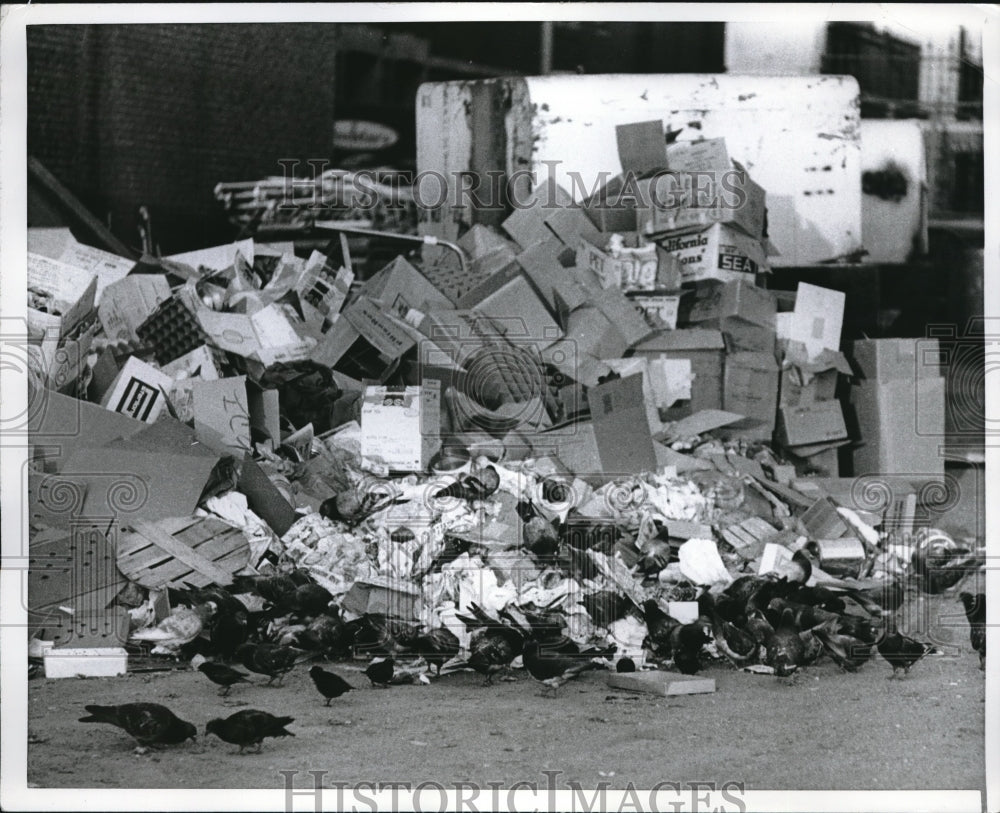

left=43, top=647, right=128, bottom=679
left=607, top=671, right=716, bottom=696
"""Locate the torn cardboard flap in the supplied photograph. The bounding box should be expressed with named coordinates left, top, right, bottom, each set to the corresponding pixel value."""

left=659, top=409, right=744, bottom=442
left=98, top=275, right=171, bottom=344
left=615, top=120, right=668, bottom=176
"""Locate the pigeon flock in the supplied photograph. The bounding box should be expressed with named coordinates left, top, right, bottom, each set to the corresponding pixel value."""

left=75, top=560, right=986, bottom=756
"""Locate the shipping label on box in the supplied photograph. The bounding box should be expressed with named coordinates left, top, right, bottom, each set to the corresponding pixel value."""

left=631, top=328, right=725, bottom=414
left=627, top=291, right=681, bottom=330
left=651, top=223, right=768, bottom=285
left=361, top=381, right=441, bottom=472
left=100, top=356, right=173, bottom=423
left=577, top=237, right=659, bottom=292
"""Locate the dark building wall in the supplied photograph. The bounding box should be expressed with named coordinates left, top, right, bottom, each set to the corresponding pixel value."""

left=28, top=24, right=340, bottom=253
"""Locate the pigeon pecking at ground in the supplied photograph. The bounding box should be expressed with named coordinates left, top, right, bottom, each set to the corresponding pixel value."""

left=206, top=709, right=295, bottom=754
left=79, top=703, right=196, bottom=749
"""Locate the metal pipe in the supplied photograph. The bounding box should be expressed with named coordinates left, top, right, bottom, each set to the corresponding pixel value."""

left=540, top=22, right=553, bottom=75
left=314, top=222, right=469, bottom=276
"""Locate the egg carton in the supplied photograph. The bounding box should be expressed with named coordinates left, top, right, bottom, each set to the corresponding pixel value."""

left=135, top=295, right=229, bottom=373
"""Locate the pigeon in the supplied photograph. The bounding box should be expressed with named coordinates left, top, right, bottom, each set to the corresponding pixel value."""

left=206, top=709, right=295, bottom=754
left=433, top=465, right=500, bottom=501
left=959, top=592, right=986, bottom=669
left=79, top=703, right=196, bottom=748
left=522, top=640, right=600, bottom=696
left=668, top=622, right=710, bottom=675
left=365, top=656, right=394, bottom=687
left=811, top=619, right=874, bottom=672
left=401, top=627, right=461, bottom=675
left=641, top=599, right=679, bottom=657
left=291, top=583, right=336, bottom=616
left=523, top=515, right=560, bottom=559
left=762, top=608, right=805, bottom=679
left=615, top=657, right=637, bottom=673
left=456, top=605, right=529, bottom=685
left=198, top=662, right=251, bottom=695
left=130, top=603, right=216, bottom=656
left=236, top=642, right=301, bottom=686
left=877, top=621, right=935, bottom=679
left=309, top=666, right=353, bottom=705
left=209, top=609, right=248, bottom=662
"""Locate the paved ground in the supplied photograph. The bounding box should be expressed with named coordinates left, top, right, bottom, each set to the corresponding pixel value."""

left=26, top=594, right=985, bottom=794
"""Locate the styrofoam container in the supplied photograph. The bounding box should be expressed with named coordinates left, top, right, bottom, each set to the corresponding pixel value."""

left=43, top=647, right=128, bottom=679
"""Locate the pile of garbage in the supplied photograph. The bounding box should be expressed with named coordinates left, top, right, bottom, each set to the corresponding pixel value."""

left=25, top=119, right=982, bottom=683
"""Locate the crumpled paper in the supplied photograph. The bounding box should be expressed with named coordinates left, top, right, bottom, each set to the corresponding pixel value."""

left=677, top=537, right=732, bottom=586
left=281, top=513, right=377, bottom=596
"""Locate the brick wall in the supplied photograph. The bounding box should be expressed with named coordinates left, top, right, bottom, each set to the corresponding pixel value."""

left=28, top=24, right=339, bottom=253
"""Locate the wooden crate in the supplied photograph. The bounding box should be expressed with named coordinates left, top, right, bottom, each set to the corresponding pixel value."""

left=117, top=516, right=250, bottom=589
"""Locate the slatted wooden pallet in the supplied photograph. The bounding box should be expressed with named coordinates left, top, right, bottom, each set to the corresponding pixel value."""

left=116, top=516, right=250, bottom=589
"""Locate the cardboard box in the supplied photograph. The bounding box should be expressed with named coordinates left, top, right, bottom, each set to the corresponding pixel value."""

left=314, top=295, right=417, bottom=381
left=778, top=343, right=853, bottom=407
left=43, top=647, right=128, bottom=679
left=776, top=400, right=847, bottom=448
left=631, top=328, right=725, bottom=414
left=649, top=223, right=769, bottom=285
left=365, top=255, right=452, bottom=316
left=615, top=119, right=668, bottom=175
left=361, top=381, right=441, bottom=472
left=607, top=671, right=716, bottom=696
left=851, top=338, right=945, bottom=478
left=582, top=174, right=643, bottom=234
left=577, top=235, right=659, bottom=292
left=635, top=140, right=767, bottom=240
left=627, top=291, right=681, bottom=330
left=723, top=352, right=779, bottom=439
left=458, top=270, right=563, bottom=351
left=339, top=576, right=420, bottom=620
left=687, top=280, right=777, bottom=353
left=27, top=253, right=98, bottom=339
left=100, top=357, right=173, bottom=423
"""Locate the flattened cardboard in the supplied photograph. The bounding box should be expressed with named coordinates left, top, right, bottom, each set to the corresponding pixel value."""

left=237, top=455, right=299, bottom=536
left=788, top=283, right=845, bottom=359
left=661, top=409, right=744, bottom=441
left=60, top=447, right=218, bottom=521
left=615, top=120, right=668, bottom=176
left=100, top=357, right=172, bottom=423
left=589, top=374, right=658, bottom=475
left=191, top=376, right=252, bottom=456
left=98, top=275, right=171, bottom=344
